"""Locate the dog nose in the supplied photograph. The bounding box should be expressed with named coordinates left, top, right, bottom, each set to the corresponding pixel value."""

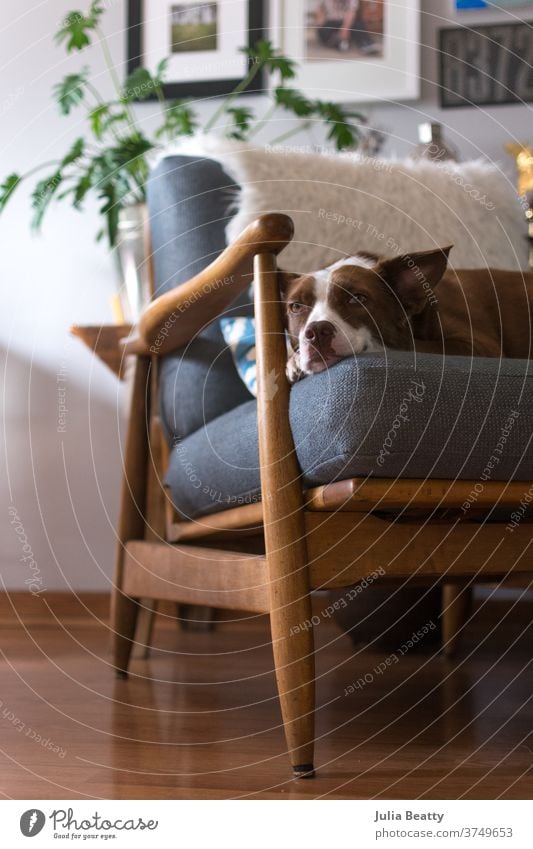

left=305, top=320, right=335, bottom=345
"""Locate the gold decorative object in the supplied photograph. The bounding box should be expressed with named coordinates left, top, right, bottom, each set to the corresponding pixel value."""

left=506, top=143, right=533, bottom=268
left=505, top=142, right=533, bottom=198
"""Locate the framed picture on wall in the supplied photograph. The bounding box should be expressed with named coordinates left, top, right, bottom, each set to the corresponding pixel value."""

left=127, top=0, right=264, bottom=99
left=273, top=0, right=420, bottom=103
left=440, top=21, right=533, bottom=108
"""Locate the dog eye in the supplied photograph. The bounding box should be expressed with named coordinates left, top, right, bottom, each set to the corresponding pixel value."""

left=288, top=302, right=305, bottom=314
left=349, top=293, right=367, bottom=305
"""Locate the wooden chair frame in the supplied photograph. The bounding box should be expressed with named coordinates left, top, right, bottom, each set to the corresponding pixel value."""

left=77, top=214, right=533, bottom=779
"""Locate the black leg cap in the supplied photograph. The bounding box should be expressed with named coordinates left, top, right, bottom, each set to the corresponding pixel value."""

left=292, top=763, right=315, bottom=779
left=115, top=669, right=128, bottom=680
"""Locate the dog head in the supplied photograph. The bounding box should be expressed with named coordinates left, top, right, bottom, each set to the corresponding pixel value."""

left=280, top=247, right=451, bottom=374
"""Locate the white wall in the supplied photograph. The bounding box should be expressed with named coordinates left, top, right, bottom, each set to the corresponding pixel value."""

left=1, top=0, right=531, bottom=592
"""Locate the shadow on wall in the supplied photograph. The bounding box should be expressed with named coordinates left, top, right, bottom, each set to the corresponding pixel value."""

left=1, top=344, right=125, bottom=593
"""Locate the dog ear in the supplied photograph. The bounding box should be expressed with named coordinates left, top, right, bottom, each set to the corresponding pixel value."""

left=377, top=246, right=452, bottom=314
left=357, top=250, right=382, bottom=264
left=277, top=270, right=300, bottom=300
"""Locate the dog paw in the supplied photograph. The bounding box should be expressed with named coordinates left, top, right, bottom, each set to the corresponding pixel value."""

left=286, top=352, right=305, bottom=384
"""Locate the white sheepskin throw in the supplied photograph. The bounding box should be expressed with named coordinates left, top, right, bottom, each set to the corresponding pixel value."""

left=157, top=136, right=527, bottom=271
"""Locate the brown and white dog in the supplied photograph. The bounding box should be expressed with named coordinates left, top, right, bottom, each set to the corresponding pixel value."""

left=280, top=247, right=533, bottom=382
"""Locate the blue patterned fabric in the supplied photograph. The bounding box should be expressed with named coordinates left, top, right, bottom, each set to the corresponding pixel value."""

left=219, top=316, right=257, bottom=397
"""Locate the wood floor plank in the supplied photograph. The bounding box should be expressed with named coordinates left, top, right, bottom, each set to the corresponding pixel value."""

left=0, top=592, right=532, bottom=799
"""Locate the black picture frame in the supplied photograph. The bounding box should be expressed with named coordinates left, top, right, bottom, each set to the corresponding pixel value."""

left=439, top=21, right=533, bottom=108
left=127, top=0, right=265, bottom=99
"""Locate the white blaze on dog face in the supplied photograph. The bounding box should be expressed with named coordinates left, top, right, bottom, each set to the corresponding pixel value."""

left=283, top=256, right=384, bottom=375
left=282, top=248, right=450, bottom=375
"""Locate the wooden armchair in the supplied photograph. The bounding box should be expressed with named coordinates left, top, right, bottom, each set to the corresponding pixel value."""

left=76, top=211, right=533, bottom=779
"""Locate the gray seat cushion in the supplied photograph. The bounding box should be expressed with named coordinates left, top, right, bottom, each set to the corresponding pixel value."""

left=164, top=351, right=533, bottom=520
left=147, top=155, right=254, bottom=441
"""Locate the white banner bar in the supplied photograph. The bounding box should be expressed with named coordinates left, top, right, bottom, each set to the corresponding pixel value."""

left=2, top=799, right=532, bottom=847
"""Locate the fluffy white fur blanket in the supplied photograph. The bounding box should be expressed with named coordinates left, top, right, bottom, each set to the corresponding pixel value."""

left=156, top=135, right=527, bottom=272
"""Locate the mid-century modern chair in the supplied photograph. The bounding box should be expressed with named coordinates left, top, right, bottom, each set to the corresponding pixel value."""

left=76, top=156, right=533, bottom=778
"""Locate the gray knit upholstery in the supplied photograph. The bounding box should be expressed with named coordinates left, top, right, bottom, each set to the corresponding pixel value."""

left=164, top=351, right=533, bottom=519
left=147, top=155, right=253, bottom=441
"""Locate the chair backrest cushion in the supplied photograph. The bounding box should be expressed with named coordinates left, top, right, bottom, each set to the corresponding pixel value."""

left=147, top=155, right=254, bottom=441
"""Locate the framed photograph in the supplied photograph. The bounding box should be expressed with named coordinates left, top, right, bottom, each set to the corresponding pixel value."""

left=127, top=0, right=264, bottom=99
left=440, top=21, right=533, bottom=108
left=274, top=0, right=420, bottom=103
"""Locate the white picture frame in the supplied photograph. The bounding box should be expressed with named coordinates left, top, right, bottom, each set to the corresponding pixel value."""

left=272, top=0, right=420, bottom=104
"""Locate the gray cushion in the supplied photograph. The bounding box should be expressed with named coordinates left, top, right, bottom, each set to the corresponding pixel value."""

left=147, top=155, right=254, bottom=441
left=164, top=351, right=533, bottom=520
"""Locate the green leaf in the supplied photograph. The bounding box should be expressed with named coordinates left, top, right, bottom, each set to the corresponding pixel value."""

left=89, top=104, right=128, bottom=140
left=98, top=184, right=120, bottom=247
left=61, top=137, right=85, bottom=168
left=89, top=1, right=104, bottom=21
left=267, top=55, right=297, bottom=81
left=328, top=121, right=358, bottom=150
left=72, top=171, right=93, bottom=207
left=111, top=134, right=154, bottom=166
left=155, top=57, right=169, bottom=81
left=241, top=40, right=296, bottom=81
left=0, top=173, right=21, bottom=213
left=155, top=101, right=198, bottom=139
left=86, top=134, right=152, bottom=244
left=31, top=171, right=63, bottom=230
left=313, top=100, right=364, bottom=151
left=57, top=163, right=95, bottom=207
left=89, top=104, right=108, bottom=138
left=89, top=136, right=152, bottom=187
left=55, top=6, right=101, bottom=52
left=226, top=106, right=254, bottom=140
left=122, top=67, right=155, bottom=101
left=54, top=68, right=89, bottom=114
left=274, top=87, right=313, bottom=117
left=96, top=169, right=135, bottom=246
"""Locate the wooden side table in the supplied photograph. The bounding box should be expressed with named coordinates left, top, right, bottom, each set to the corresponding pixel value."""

left=70, top=324, right=133, bottom=380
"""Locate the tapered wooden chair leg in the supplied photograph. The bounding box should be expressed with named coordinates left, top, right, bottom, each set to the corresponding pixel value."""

left=269, top=586, right=316, bottom=777
left=442, top=583, right=473, bottom=658
left=111, top=591, right=140, bottom=677
left=131, top=600, right=158, bottom=659
left=111, top=356, right=151, bottom=678
left=178, top=602, right=216, bottom=632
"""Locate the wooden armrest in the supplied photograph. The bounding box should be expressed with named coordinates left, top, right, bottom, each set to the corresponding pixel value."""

left=135, top=212, right=294, bottom=356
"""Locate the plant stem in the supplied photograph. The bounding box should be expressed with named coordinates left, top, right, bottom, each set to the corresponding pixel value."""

left=154, top=83, right=173, bottom=141
left=85, top=81, right=105, bottom=105
left=204, top=59, right=263, bottom=133
left=248, top=98, right=277, bottom=139
left=22, top=160, right=62, bottom=180
left=96, top=25, right=139, bottom=135
left=268, top=121, right=312, bottom=147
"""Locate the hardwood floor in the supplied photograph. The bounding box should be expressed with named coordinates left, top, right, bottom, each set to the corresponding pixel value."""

left=0, top=591, right=532, bottom=799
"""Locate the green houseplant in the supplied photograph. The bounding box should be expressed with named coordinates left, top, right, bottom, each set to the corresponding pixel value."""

left=0, top=2, right=365, bottom=317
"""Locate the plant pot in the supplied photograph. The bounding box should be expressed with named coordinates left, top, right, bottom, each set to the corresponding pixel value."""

left=114, top=203, right=151, bottom=323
